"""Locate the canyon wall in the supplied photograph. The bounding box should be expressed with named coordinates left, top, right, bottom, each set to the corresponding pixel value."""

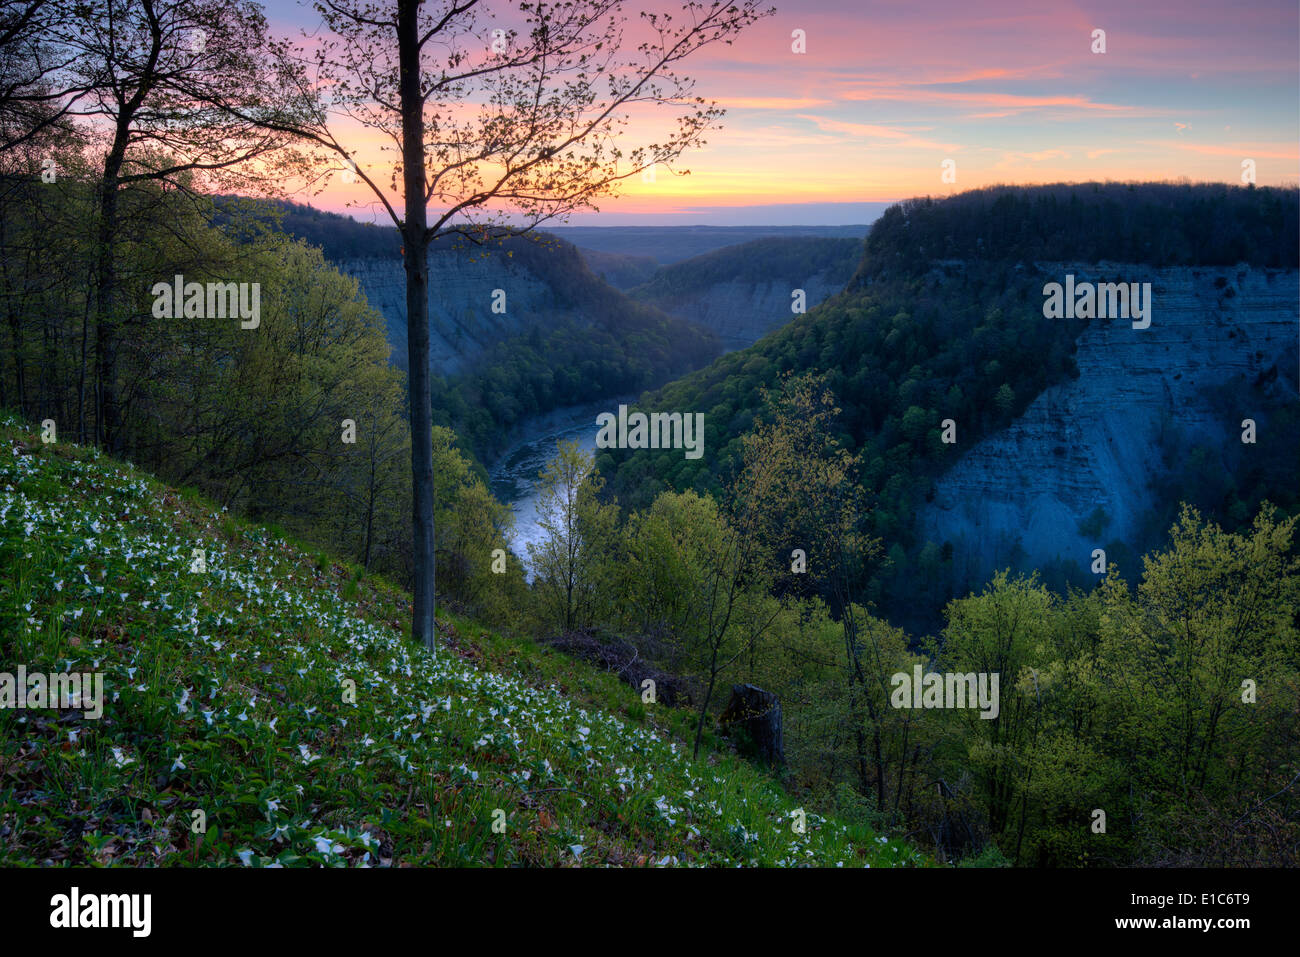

left=643, top=270, right=847, bottom=351
left=918, top=262, right=1299, bottom=584
left=338, top=250, right=561, bottom=375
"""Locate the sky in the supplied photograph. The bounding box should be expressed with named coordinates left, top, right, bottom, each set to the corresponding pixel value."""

left=259, top=0, right=1300, bottom=225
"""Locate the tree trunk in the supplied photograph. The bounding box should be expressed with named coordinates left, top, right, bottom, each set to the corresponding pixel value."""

left=363, top=449, right=376, bottom=571
left=78, top=292, right=90, bottom=444
left=693, top=659, right=719, bottom=760
left=94, top=119, right=130, bottom=453
left=6, top=310, right=25, bottom=420
left=398, top=0, right=436, bottom=649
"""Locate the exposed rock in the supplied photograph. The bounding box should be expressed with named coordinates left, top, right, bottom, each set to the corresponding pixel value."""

left=719, top=684, right=784, bottom=767
left=646, top=272, right=846, bottom=351
left=918, top=263, right=1299, bottom=585
left=337, top=249, right=560, bottom=375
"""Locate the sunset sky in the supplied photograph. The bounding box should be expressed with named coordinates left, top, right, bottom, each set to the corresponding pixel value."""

left=261, top=0, right=1300, bottom=225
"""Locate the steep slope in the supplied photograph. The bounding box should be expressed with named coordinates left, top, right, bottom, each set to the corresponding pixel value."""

left=216, top=197, right=719, bottom=384
left=599, top=183, right=1300, bottom=629
left=0, top=416, right=920, bottom=867
left=918, top=262, right=1299, bottom=587
left=629, top=237, right=862, bottom=349
left=340, top=247, right=558, bottom=375
left=338, top=235, right=718, bottom=379
left=576, top=247, right=659, bottom=290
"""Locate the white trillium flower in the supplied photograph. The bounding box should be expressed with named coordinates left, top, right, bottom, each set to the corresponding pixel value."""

left=313, top=834, right=343, bottom=855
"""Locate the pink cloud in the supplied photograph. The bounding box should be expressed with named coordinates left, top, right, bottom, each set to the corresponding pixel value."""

left=840, top=87, right=1139, bottom=116
left=795, top=114, right=962, bottom=152
left=712, top=96, right=833, bottom=110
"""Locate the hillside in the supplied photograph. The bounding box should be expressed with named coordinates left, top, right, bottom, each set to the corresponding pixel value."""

left=221, top=199, right=718, bottom=377
left=575, top=247, right=660, bottom=290
left=0, top=415, right=921, bottom=867
left=919, top=261, right=1299, bottom=590
left=629, top=236, right=862, bottom=350
left=599, top=183, right=1300, bottom=630
left=336, top=234, right=719, bottom=378
left=215, top=198, right=721, bottom=462
left=213, top=198, right=401, bottom=262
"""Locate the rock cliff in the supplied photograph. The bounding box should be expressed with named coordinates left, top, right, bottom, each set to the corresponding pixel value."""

left=641, top=271, right=848, bottom=351
left=337, top=249, right=564, bottom=375
left=629, top=236, right=862, bottom=350
left=918, top=262, right=1299, bottom=584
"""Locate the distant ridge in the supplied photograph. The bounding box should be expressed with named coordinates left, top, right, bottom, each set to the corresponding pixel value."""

left=549, top=224, right=872, bottom=265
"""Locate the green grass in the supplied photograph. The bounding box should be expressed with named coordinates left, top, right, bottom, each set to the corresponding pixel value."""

left=0, top=414, right=925, bottom=867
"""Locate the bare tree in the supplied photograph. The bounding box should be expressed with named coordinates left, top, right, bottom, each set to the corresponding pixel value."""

left=258, top=0, right=773, bottom=648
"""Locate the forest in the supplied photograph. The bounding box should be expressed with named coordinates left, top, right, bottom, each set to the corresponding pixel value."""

left=628, top=235, right=862, bottom=301
left=5, top=158, right=1298, bottom=866
left=1, top=0, right=1297, bottom=871
left=859, top=182, right=1300, bottom=276
left=217, top=196, right=722, bottom=465
left=600, top=183, right=1300, bottom=632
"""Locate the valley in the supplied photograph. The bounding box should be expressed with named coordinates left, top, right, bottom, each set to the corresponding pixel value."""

left=4, top=0, right=1298, bottom=893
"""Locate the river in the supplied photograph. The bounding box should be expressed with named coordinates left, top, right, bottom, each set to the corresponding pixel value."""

left=487, top=394, right=635, bottom=564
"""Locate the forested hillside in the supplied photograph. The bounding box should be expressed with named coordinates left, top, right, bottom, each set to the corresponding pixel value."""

left=601, top=183, right=1300, bottom=629
left=861, top=182, right=1299, bottom=275
left=216, top=198, right=721, bottom=464
left=632, top=236, right=861, bottom=296
left=1, top=177, right=524, bottom=614
left=575, top=246, right=659, bottom=289
left=629, top=236, right=862, bottom=349
left=547, top=223, right=872, bottom=264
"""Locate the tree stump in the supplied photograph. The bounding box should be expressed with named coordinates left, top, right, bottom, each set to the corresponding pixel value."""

left=719, top=684, right=784, bottom=767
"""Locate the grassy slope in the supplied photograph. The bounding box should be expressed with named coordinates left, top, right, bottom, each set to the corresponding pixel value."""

left=0, top=416, right=923, bottom=868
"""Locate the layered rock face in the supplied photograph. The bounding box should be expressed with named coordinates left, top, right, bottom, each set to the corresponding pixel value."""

left=648, top=271, right=846, bottom=351
left=341, top=236, right=858, bottom=371
left=338, top=251, right=561, bottom=375
left=918, top=263, right=1299, bottom=583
